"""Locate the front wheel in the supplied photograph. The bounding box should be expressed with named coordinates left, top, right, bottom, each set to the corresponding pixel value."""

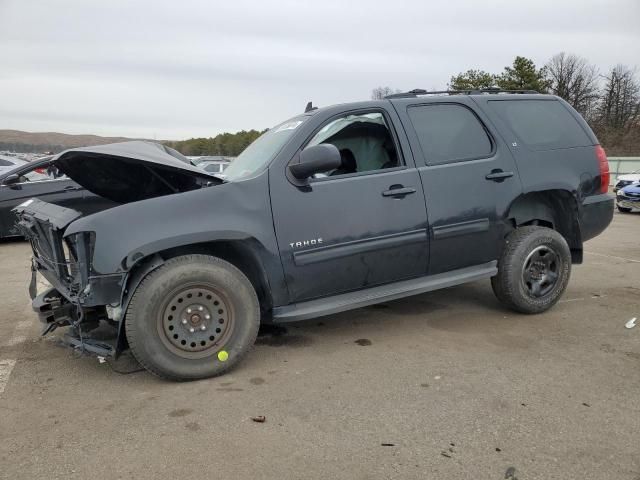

left=125, top=254, right=260, bottom=381
left=491, top=226, right=571, bottom=314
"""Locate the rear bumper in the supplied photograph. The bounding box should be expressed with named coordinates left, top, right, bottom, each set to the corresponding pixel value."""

left=580, top=194, right=614, bottom=242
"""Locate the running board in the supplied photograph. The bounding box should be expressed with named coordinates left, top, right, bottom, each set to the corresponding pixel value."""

left=273, top=261, right=497, bottom=322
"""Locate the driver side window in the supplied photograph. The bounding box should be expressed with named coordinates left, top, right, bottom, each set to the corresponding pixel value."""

left=307, top=112, right=402, bottom=178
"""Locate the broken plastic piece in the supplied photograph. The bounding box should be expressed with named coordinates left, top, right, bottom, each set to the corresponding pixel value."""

left=625, top=317, right=637, bottom=329
left=97, top=356, right=106, bottom=364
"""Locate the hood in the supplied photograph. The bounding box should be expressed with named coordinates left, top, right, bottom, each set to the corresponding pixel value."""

left=52, top=141, right=221, bottom=204
left=621, top=182, right=640, bottom=194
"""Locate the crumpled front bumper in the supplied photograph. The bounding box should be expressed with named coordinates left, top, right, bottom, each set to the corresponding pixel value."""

left=30, top=284, right=123, bottom=357
left=14, top=200, right=132, bottom=358
left=31, top=286, right=76, bottom=328
left=616, top=195, right=640, bottom=211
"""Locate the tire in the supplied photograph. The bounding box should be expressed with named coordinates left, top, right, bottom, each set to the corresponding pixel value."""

left=491, top=226, right=571, bottom=314
left=617, top=205, right=632, bottom=213
left=125, top=254, right=260, bottom=381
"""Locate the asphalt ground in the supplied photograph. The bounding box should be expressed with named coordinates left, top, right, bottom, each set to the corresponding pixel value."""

left=0, top=210, right=638, bottom=480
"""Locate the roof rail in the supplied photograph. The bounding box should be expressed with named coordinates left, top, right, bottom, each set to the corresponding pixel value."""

left=384, top=88, right=539, bottom=99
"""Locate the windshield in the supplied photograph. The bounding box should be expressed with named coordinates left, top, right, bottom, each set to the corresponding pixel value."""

left=223, top=116, right=307, bottom=181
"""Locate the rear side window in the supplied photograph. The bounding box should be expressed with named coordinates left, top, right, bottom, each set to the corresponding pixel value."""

left=407, top=104, right=493, bottom=165
left=489, top=99, right=591, bottom=151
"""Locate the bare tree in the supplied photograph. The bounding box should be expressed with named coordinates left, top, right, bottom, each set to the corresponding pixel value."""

left=546, top=52, right=599, bottom=119
left=596, top=65, right=640, bottom=130
left=371, top=86, right=401, bottom=100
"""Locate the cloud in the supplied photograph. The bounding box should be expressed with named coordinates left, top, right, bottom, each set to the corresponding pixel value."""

left=1, top=0, right=638, bottom=139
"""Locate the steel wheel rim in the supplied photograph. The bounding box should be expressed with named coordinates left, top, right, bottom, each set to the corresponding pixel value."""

left=157, top=282, right=235, bottom=359
left=521, top=245, right=561, bottom=299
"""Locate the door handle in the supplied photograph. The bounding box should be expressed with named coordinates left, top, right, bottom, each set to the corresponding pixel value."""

left=485, top=169, right=514, bottom=182
left=63, top=185, right=80, bottom=191
left=382, top=186, right=416, bottom=198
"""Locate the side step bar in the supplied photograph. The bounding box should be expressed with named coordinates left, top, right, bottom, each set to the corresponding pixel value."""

left=273, top=261, right=497, bottom=322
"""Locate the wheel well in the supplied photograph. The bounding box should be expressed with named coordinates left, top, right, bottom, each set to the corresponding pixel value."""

left=141, top=240, right=273, bottom=313
left=507, top=190, right=583, bottom=263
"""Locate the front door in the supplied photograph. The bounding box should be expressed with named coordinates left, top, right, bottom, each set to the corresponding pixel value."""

left=271, top=109, right=429, bottom=302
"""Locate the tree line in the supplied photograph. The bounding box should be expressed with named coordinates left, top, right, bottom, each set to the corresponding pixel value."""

left=0, top=142, right=67, bottom=154
left=373, top=53, right=640, bottom=155
left=165, top=129, right=266, bottom=157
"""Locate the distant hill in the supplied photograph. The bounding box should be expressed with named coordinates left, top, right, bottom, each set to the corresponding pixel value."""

left=0, top=129, right=143, bottom=154
left=0, top=129, right=265, bottom=157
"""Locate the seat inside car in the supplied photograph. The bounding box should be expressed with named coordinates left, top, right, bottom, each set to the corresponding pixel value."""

left=331, top=148, right=357, bottom=176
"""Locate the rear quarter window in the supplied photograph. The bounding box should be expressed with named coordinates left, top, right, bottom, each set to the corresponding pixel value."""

left=489, top=99, right=592, bottom=151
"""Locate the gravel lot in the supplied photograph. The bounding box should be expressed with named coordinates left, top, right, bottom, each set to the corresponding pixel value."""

left=0, top=211, right=638, bottom=480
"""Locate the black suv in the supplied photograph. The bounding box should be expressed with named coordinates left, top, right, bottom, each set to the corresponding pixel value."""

left=15, top=90, right=614, bottom=380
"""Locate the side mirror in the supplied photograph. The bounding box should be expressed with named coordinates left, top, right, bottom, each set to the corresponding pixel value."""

left=289, top=144, right=342, bottom=180
left=2, top=173, right=21, bottom=186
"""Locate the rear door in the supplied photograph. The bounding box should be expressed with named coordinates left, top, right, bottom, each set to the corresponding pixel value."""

left=270, top=107, right=430, bottom=302
left=393, top=97, right=523, bottom=274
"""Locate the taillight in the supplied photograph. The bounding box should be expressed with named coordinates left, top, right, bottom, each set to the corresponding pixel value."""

left=595, top=145, right=609, bottom=194
left=34, top=168, right=45, bottom=174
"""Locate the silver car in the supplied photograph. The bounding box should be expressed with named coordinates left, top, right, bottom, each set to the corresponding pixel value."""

left=0, top=155, right=27, bottom=175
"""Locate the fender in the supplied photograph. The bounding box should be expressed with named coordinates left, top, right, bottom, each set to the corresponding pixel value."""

left=112, top=254, right=165, bottom=356
left=64, top=172, right=289, bottom=306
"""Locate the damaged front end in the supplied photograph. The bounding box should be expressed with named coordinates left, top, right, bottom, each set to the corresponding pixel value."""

left=15, top=198, right=125, bottom=356
left=12, top=141, right=222, bottom=358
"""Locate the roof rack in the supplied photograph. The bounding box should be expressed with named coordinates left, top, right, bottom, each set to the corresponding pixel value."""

left=384, top=87, right=539, bottom=99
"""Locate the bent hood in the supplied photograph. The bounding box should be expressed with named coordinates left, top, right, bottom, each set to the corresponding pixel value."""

left=52, top=141, right=221, bottom=204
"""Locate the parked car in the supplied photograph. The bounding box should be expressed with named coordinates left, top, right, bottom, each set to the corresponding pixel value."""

left=616, top=181, right=640, bottom=212
left=0, top=155, right=27, bottom=175
left=613, top=169, right=640, bottom=192
left=15, top=90, right=614, bottom=380
left=198, top=160, right=230, bottom=175
left=191, top=155, right=235, bottom=166
left=0, top=156, right=117, bottom=238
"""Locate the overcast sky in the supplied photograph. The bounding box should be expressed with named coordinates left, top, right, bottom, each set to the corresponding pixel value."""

left=1, top=0, right=639, bottom=140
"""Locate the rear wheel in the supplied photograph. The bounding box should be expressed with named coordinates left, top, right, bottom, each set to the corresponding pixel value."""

left=125, top=254, right=259, bottom=381
left=491, top=226, right=571, bottom=314
left=617, top=205, right=632, bottom=213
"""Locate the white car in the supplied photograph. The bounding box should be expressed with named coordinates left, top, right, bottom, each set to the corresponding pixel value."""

left=198, top=160, right=230, bottom=175
left=616, top=181, right=640, bottom=213
left=0, top=155, right=27, bottom=175
left=613, top=169, right=640, bottom=192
